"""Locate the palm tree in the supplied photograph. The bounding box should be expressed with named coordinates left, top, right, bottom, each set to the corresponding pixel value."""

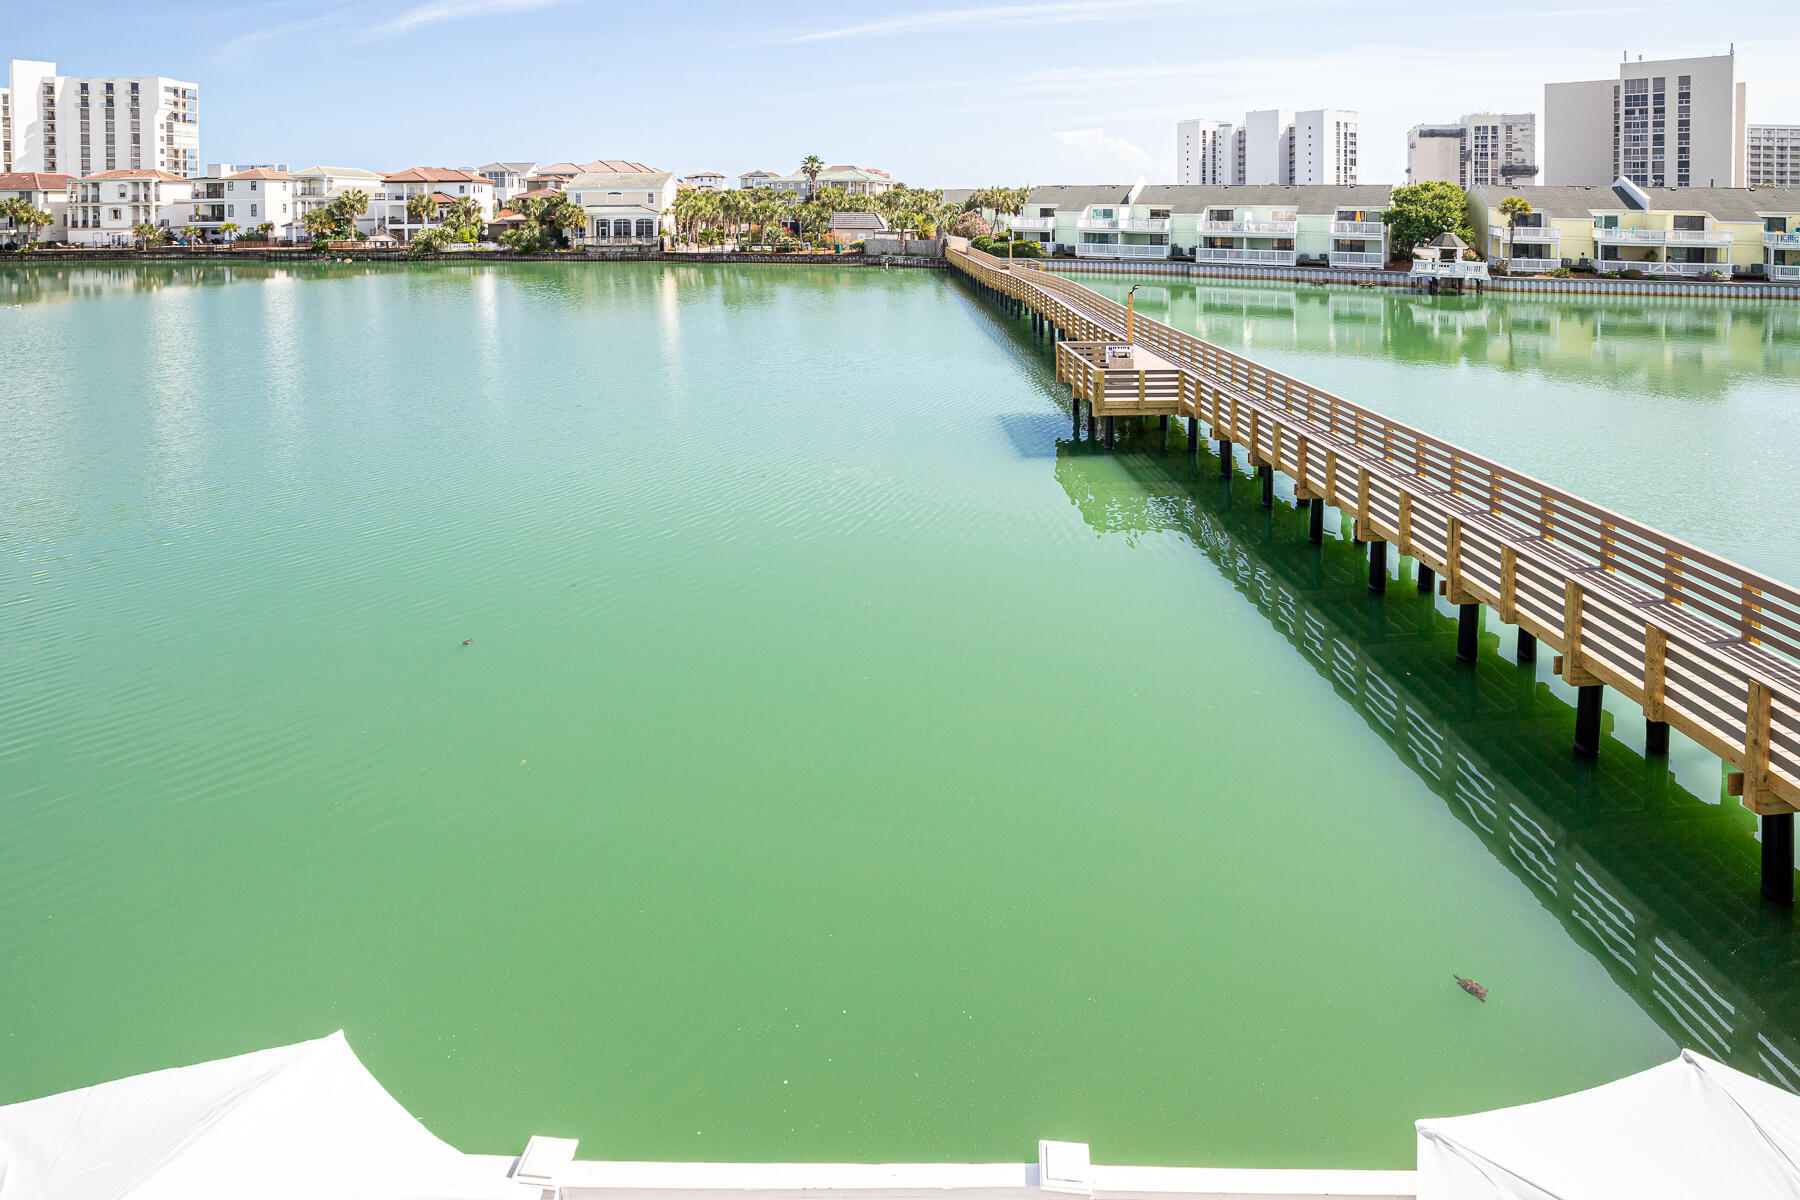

left=1499, top=195, right=1532, bottom=269
left=447, top=195, right=482, bottom=241
left=2, top=199, right=54, bottom=245
left=554, top=202, right=587, bottom=248
left=131, top=220, right=160, bottom=249
left=218, top=221, right=240, bottom=244
left=334, top=187, right=370, bottom=237
left=988, top=186, right=1031, bottom=259
left=800, top=155, right=824, bottom=199
left=405, top=190, right=438, bottom=238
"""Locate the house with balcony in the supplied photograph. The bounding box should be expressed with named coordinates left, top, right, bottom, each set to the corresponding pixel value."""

left=761, top=165, right=899, bottom=199
left=65, top=168, right=193, bottom=246
left=374, top=167, right=496, bottom=242
left=1469, top=180, right=1800, bottom=279
left=1022, top=184, right=1393, bottom=268
left=565, top=168, right=676, bottom=245
left=0, top=171, right=71, bottom=242
left=292, top=166, right=385, bottom=236
left=181, top=165, right=300, bottom=242
left=473, top=162, right=536, bottom=201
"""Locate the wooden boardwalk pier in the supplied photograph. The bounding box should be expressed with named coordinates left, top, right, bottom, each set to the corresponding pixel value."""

left=947, top=241, right=1800, bottom=903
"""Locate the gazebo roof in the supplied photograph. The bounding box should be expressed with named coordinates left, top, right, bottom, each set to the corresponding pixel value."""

left=1427, top=230, right=1469, bottom=251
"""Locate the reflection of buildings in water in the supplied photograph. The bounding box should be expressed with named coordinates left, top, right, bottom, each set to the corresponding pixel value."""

left=1052, top=433, right=1800, bottom=1094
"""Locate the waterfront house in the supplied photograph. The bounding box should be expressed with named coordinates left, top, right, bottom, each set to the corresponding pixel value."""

left=1018, top=183, right=1393, bottom=268
left=292, top=166, right=385, bottom=236
left=529, top=160, right=659, bottom=192
left=738, top=169, right=777, bottom=190
left=827, top=210, right=886, bottom=243
left=1469, top=179, right=1800, bottom=280
left=763, top=165, right=899, bottom=199
left=0, top=171, right=71, bottom=242
left=681, top=171, right=726, bottom=192
left=375, top=168, right=496, bottom=243
left=472, top=162, right=536, bottom=201
left=65, top=168, right=193, bottom=246
left=183, top=165, right=300, bottom=242
left=565, top=168, right=676, bottom=244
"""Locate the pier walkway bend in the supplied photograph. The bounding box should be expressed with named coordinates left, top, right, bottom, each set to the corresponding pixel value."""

left=946, top=240, right=1800, bottom=904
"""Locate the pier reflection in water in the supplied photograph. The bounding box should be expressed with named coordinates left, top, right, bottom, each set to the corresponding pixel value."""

left=1051, top=414, right=1800, bottom=1094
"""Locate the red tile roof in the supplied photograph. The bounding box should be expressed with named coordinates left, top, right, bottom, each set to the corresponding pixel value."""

left=512, top=187, right=562, bottom=200
left=82, top=168, right=188, bottom=181
left=0, top=172, right=74, bottom=190
left=383, top=167, right=484, bottom=184
left=226, top=167, right=291, bottom=180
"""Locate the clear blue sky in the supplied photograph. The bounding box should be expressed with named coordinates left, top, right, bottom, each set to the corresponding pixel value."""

left=9, top=1, right=1797, bottom=186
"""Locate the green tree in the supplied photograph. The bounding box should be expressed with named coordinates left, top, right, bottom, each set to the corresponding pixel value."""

left=447, top=195, right=483, bottom=241
left=405, top=190, right=439, bottom=237
left=302, top=206, right=338, bottom=242
left=985, top=186, right=1032, bottom=259
left=1382, top=180, right=1473, bottom=256
left=1499, top=195, right=1532, bottom=265
left=555, top=201, right=588, bottom=247
left=131, top=220, right=166, bottom=249
left=331, top=187, right=370, bottom=238
left=408, top=223, right=457, bottom=257
left=1, top=198, right=54, bottom=245
left=218, top=221, right=240, bottom=243
left=799, top=155, right=824, bottom=198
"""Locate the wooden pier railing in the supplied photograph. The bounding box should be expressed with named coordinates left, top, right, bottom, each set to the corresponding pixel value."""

left=947, top=242, right=1800, bottom=892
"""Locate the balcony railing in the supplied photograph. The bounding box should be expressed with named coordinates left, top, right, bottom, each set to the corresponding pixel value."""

left=1764, top=231, right=1800, bottom=248
left=1498, top=257, right=1561, bottom=274
left=1612, top=261, right=1725, bottom=277
left=1076, top=216, right=1171, bottom=232
left=1193, top=247, right=1297, bottom=266
left=1770, top=263, right=1800, bottom=282
left=1495, top=224, right=1560, bottom=242
left=1074, top=241, right=1171, bottom=258
left=1199, top=219, right=1297, bottom=236
left=1593, top=226, right=1663, bottom=243
left=1414, top=258, right=1490, bottom=278
left=1011, top=216, right=1055, bottom=232
left=1330, top=220, right=1385, bottom=237
left=1664, top=229, right=1732, bottom=245
left=1329, top=250, right=1386, bottom=268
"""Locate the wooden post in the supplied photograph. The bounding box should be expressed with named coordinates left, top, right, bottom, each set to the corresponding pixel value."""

left=1560, top=579, right=1602, bottom=687
left=1644, top=622, right=1670, bottom=755
left=1325, top=450, right=1339, bottom=510
left=1397, top=491, right=1413, bottom=558
left=1355, top=466, right=1374, bottom=543
left=1499, top=545, right=1518, bottom=623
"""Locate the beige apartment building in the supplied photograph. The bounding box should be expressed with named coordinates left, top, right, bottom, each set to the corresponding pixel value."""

left=1407, top=114, right=1537, bottom=187
left=1545, top=53, right=1745, bottom=188
left=1749, top=124, right=1800, bottom=188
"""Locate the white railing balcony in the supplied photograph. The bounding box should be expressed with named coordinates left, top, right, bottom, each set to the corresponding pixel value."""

left=1199, top=219, right=1297, bottom=236
left=1193, top=247, right=1297, bottom=266
left=1664, top=228, right=1731, bottom=245
left=1076, top=216, right=1171, bottom=232
left=1646, top=261, right=1726, bottom=277
left=1075, top=241, right=1171, bottom=259
left=1330, top=220, right=1385, bottom=237
left=1329, top=250, right=1386, bottom=268
left=1500, top=257, right=1560, bottom=274
left=1415, top=258, right=1489, bottom=279
left=1770, top=263, right=1800, bottom=282
left=1011, top=216, right=1055, bottom=232
left=1594, top=226, right=1663, bottom=244
left=1765, top=231, right=1800, bottom=248
left=1498, top=224, right=1560, bottom=242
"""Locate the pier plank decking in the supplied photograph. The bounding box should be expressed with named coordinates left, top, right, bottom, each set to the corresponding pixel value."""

left=948, top=242, right=1800, bottom=899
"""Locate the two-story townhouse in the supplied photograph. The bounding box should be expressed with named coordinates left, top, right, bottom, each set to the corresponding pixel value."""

left=65, top=168, right=193, bottom=246
left=291, top=166, right=385, bottom=236
left=763, top=165, right=899, bottom=199
left=680, top=171, right=726, bottom=192
left=0, top=171, right=71, bottom=242
left=565, top=169, right=676, bottom=244
left=1013, top=184, right=1154, bottom=258
left=375, top=167, right=495, bottom=242
left=1469, top=180, right=1800, bottom=279
left=738, top=170, right=777, bottom=190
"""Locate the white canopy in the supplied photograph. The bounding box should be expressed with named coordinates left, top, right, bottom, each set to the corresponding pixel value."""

left=0, top=1031, right=524, bottom=1200
left=1417, top=1049, right=1800, bottom=1199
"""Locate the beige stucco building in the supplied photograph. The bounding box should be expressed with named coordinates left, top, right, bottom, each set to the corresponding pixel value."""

left=1545, top=53, right=1745, bottom=188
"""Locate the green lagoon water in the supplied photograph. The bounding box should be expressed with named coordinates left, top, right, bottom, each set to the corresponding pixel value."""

left=2, top=261, right=1798, bottom=1168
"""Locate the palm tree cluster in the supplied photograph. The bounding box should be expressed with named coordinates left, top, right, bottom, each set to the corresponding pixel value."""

left=671, top=187, right=804, bottom=249
left=0, top=197, right=56, bottom=246
left=300, top=188, right=372, bottom=244
left=500, top=192, right=588, bottom=253
left=961, top=186, right=1033, bottom=256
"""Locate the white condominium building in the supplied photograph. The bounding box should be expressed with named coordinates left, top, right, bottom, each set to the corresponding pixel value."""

left=1175, top=120, right=1235, bottom=185
left=2, top=59, right=199, bottom=178
left=1407, top=113, right=1537, bottom=187
left=65, top=168, right=194, bottom=246
left=1545, top=52, right=1745, bottom=187
left=1749, top=125, right=1800, bottom=188
left=1177, top=109, right=1356, bottom=186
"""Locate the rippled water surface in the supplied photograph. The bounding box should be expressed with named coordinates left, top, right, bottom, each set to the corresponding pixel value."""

left=2, top=262, right=1797, bottom=1168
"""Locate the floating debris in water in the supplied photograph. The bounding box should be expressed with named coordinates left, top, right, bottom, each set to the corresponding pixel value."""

left=461, top=639, right=474, bottom=646
left=1455, top=975, right=1488, bottom=1002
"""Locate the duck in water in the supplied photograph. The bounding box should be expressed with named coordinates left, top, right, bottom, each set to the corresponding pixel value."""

left=1455, top=975, right=1488, bottom=1002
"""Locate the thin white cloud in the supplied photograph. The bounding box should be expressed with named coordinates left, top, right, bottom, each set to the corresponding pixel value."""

left=1051, top=128, right=1164, bottom=179
left=765, top=0, right=1191, bottom=45
left=216, top=9, right=358, bottom=59
left=371, top=0, right=565, bottom=37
